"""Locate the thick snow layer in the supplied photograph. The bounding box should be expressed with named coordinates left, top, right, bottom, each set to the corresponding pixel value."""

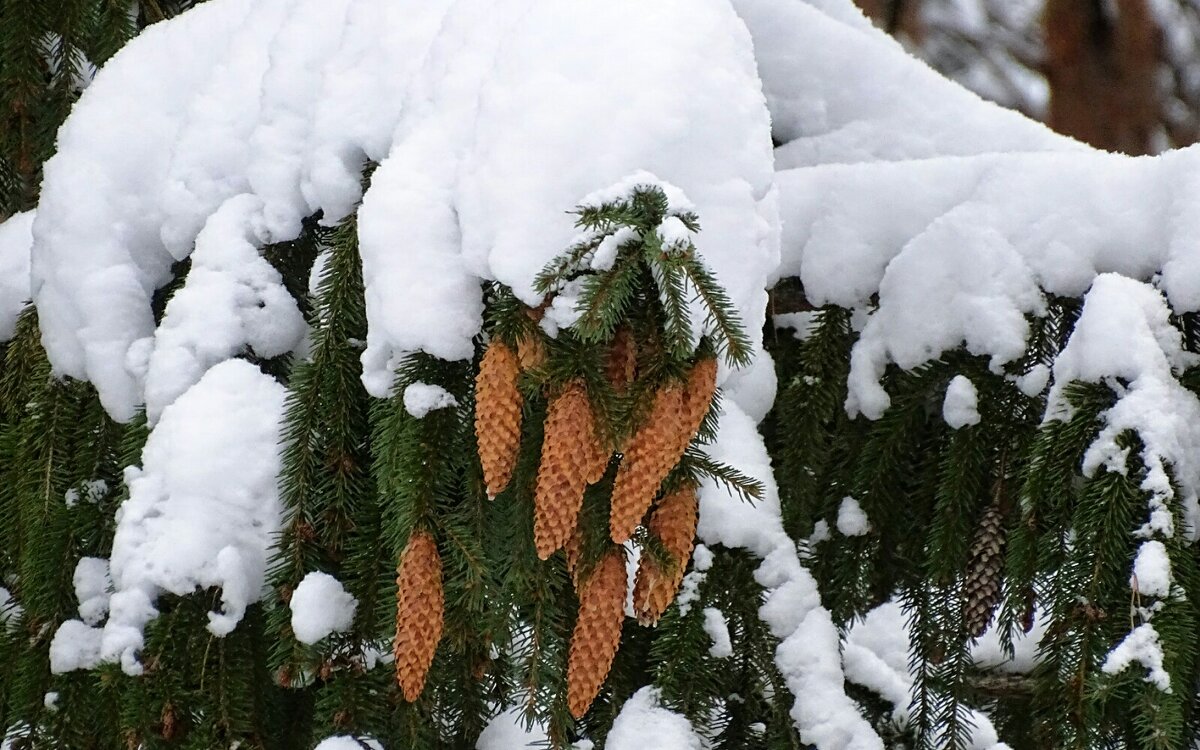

left=731, top=0, right=1074, bottom=162
left=700, top=402, right=883, bottom=749
left=0, top=210, right=32, bottom=342
left=943, top=375, right=981, bottom=429
left=606, top=688, right=703, bottom=750
left=777, top=146, right=1200, bottom=420
left=476, top=707, right=548, bottom=750
left=843, top=602, right=1014, bottom=750
left=290, top=571, right=357, bottom=645
left=136, top=194, right=305, bottom=424
left=32, top=0, right=777, bottom=413
left=51, top=360, right=287, bottom=676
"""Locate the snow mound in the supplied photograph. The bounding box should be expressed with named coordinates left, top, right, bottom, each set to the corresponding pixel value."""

left=290, top=571, right=357, bottom=645
left=0, top=210, right=32, bottom=342
left=476, top=707, right=548, bottom=750
left=50, top=360, right=287, bottom=676
left=31, top=0, right=776, bottom=416
left=607, top=687, right=703, bottom=750
left=731, top=0, right=1075, bottom=162
left=314, top=737, right=383, bottom=750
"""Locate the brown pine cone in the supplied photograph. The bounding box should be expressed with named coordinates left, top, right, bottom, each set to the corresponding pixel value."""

left=475, top=341, right=523, bottom=496
left=963, top=500, right=1007, bottom=638
left=567, top=550, right=627, bottom=718
left=564, top=528, right=583, bottom=590
left=517, top=332, right=546, bottom=371
left=535, top=382, right=608, bottom=559
left=679, top=357, right=717, bottom=444
left=610, top=384, right=685, bottom=543
left=394, top=531, right=444, bottom=701
left=605, top=328, right=637, bottom=392
left=633, top=483, right=699, bottom=625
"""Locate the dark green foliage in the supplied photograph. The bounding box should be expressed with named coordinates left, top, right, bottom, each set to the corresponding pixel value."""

left=763, top=284, right=1200, bottom=749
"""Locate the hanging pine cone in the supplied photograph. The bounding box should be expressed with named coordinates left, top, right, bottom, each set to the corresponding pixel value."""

left=605, top=327, right=637, bottom=392
left=564, top=527, right=583, bottom=589
left=475, top=341, right=524, bottom=497
left=394, top=530, right=444, bottom=701
left=517, top=331, right=546, bottom=371
left=567, top=549, right=627, bottom=718
left=633, top=483, right=699, bottom=626
left=680, top=357, right=717, bottom=443
left=534, top=381, right=608, bottom=559
left=963, top=499, right=1007, bottom=638
left=610, top=384, right=685, bottom=543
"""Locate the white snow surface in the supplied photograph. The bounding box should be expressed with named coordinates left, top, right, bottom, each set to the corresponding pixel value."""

left=314, top=737, right=383, bottom=750
left=943, top=375, right=981, bottom=429
left=30, top=0, right=777, bottom=415
left=606, top=687, right=703, bottom=750
left=73, top=557, right=112, bottom=627
left=290, top=571, right=357, bottom=645
left=0, top=210, right=32, bottom=342
left=836, top=496, right=870, bottom=537
left=1102, top=623, right=1171, bottom=692
left=476, top=707, right=548, bottom=750
left=700, top=400, right=884, bottom=749
left=702, top=608, right=734, bottom=658
left=843, top=601, right=1015, bottom=750
left=1057, top=276, right=1200, bottom=542
left=1133, top=541, right=1173, bottom=600
left=402, top=382, right=458, bottom=419
left=50, top=360, right=287, bottom=676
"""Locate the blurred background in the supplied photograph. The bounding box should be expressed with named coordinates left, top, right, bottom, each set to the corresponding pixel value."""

left=853, top=0, right=1200, bottom=154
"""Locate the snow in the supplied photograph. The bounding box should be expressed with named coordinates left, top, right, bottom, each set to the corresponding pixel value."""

left=1132, top=541, right=1173, bottom=600
left=314, top=737, right=383, bottom=750
left=50, top=360, right=287, bottom=676
left=476, top=707, right=547, bottom=750
left=290, top=571, right=357, bottom=645
left=731, top=0, right=1074, bottom=162
left=836, top=497, right=870, bottom=537
left=1053, top=276, right=1200, bottom=541
left=700, top=401, right=883, bottom=749
left=702, top=608, right=733, bottom=658
left=1102, top=623, right=1171, bottom=692
left=0, top=587, right=16, bottom=629
left=0, top=210, right=32, bottom=342
left=606, top=687, right=703, bottom=750
left=73, top=557, right=112, bottom=626
left=943, top=375, right=981, bottom=429
left=32, top=0, right=776, bottom=414
left=402, top=382, right=458, bottom=419
left=136, top=194, right=306, bottom=424
left=843, top=601, right=1014, bottom=749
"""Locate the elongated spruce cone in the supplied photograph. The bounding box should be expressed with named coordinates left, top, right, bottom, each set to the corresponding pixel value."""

left=395, top=531, right=444, bottom=701
left=610, top=385, right=684, bottom=543
left=963, top=500, right=1007, bottom=638
left=535, top=382, right=609, bottom=559
left=680, top=357, right=717, bottom=444
left=567, top=550, right=627, bottom=718
left=633, top=484, right=699, bottom=625
left=475, top=342, right=524, bottom=496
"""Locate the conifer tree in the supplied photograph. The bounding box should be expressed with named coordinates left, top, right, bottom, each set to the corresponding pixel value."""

left=7, top=2, right=1200, bottom=749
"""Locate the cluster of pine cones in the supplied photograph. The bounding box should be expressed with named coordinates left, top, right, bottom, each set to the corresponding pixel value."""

left=390, top=325, right=716, bottom=717
left=478, top=327, right=715, bottom=717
